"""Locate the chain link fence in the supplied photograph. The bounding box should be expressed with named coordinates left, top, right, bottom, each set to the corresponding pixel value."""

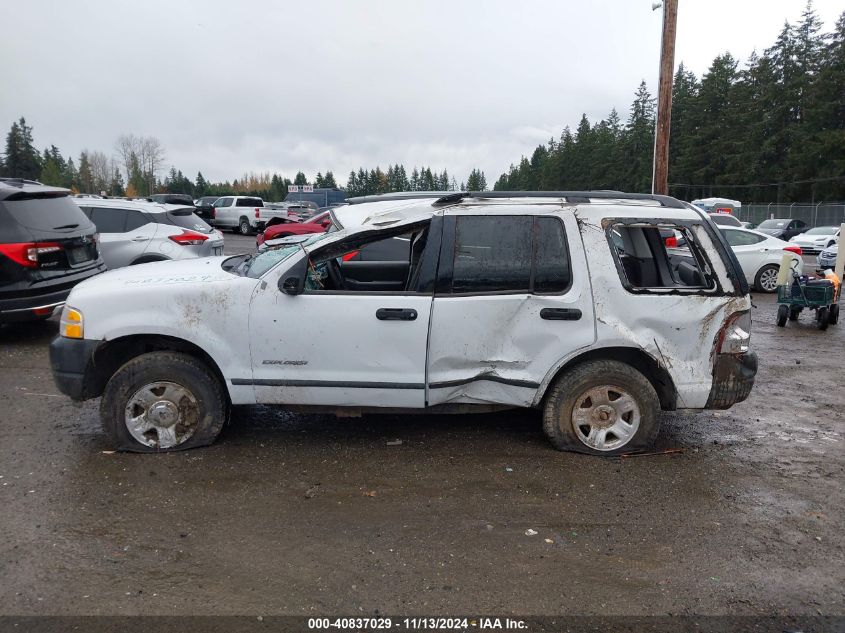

left=736, top=203, right=845, bottom=228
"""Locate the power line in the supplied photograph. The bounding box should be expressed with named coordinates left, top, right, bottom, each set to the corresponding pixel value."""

left=669, top=175, right=845, bottom=189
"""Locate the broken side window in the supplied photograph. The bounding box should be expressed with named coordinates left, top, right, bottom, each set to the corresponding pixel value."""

left=608, top=222, right=715, bottom=291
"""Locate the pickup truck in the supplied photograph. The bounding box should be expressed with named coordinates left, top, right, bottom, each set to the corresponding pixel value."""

left=212, top=196, right=293, bottom=235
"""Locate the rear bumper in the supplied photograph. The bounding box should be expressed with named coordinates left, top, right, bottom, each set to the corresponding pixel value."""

left=705, top=351, right=758, bottom=409
left=0, top=264, right=105, bottom=323
left=49, top=336, right=101, bottom=400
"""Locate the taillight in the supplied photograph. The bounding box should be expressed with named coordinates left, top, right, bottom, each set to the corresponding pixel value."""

left=255, top=208, right=260, bottom=219
left=0, top=242, right=63, bottom=268
left=168, top=231, right=209, bottom=246
left=664, top=236, right=677, bottom=248
left=784, top=245, right=802, bottom=256
left=342, top=250, right=360, bottom=262
left=716, top=310, right=751, bottom=354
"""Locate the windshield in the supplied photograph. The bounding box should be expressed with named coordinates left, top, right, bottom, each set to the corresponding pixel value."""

left=758, top=219, right=787, bottom=229
left=805, top=227, right=836, bottom=235
left=241, top=232, right=333, bottom=278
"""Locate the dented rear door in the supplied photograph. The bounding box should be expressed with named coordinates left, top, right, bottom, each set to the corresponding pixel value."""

left=426, top=209, right=595, bottom=407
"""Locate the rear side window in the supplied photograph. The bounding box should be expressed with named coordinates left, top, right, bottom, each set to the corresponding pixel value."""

left=721, top=229, right=764, bottom=246
left=89, top=207, right=130, bottom=233
left=125, top=210, right=151, bottom=232
left=449, top=216, right=571, bottom=294
left=0, top=194, right=92, bottom=233
left=160, top=209, right=212, bottom=233
left=608, top=223, right=715, bottom=290
left=236, top=198, right=263, bottom=207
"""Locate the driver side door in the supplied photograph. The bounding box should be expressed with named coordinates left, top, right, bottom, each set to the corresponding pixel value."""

left=246, top=222, right=437, bottom=408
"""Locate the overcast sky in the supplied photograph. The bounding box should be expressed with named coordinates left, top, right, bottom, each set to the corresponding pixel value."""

left=2, top=0, right=842, bottom=187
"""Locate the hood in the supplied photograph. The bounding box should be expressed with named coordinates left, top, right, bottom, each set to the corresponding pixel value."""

left=69, top=256, right=234, bottom=299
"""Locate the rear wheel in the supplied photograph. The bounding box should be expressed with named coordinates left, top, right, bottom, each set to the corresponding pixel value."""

left=755, top=264, right=780, bottom=293
left=830, top=303, right=839, bottom=325
left=817, top=307, right=830, bottom=331
left=238, top=217, right=252, bottom=235
left=100, top=351, right=227, bottom=452
left=542, top=360, right=660, bottom=455
left=776, top=304, right=789, bottom=327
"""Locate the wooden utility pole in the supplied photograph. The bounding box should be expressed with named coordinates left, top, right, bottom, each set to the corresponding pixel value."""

left=652, top=0, right=678, bottom=196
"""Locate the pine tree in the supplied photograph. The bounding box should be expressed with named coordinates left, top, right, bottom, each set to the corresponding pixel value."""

left=3, top=118, right=41, bottom=179
left=294, top=171, right=307, bottom=186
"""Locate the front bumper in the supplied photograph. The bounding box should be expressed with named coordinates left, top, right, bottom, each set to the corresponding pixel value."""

left=49, top=336, right=101, bottom=400
left=817, top=254, right=837, bottom=269
left=705, top=351, right=758, bottom=409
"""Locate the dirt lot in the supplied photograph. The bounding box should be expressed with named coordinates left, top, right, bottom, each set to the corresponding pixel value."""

left=0, top=241, right=843, bottom=618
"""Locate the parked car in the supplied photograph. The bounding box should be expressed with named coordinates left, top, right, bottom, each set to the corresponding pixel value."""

left=707, top=213, right=743, bottom=228
left=789, top=226, right=840, bottom=254
left=74, top=199, right=224, bottom=269
left=257, top=216, right=329, bottom=250
left=193, top=196, right=220, bottom=223
left=0, top=178, right=106, bottom=323
left=755, top=218, right=808, bottom=240
left=817, top=243, right=838, bottom=271
left=212, top=196, right=289, bottom=235
left=719, top=226, right=803, bottom=292
left=50, top=191, right=756, bottom=456
left=148, top=193, right=194, bottom=207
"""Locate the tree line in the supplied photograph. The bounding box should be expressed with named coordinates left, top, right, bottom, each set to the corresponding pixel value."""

left=495, top=3, right=845, bottom=203
left=2, top=3, right=841, bottom=203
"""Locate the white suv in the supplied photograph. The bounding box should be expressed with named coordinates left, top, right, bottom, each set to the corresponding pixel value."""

left=50, top=192, right=757, bottom=455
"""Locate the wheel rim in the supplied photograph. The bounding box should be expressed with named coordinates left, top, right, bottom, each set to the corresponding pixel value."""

left=760, top=267, right=778, bottom=291
left=240, top=222, right=249, bottom=234
left=124, top=381, right=200, bottom=449
left=569, top=385, right=641, bottom=451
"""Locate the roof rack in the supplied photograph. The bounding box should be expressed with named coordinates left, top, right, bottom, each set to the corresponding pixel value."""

left=434, top=191, right=687, bottom=209
left=347, top=190, right=686, bottom=209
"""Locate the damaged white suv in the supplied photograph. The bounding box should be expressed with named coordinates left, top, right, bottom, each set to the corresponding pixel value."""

left=50, top=192, right=757, bottom=455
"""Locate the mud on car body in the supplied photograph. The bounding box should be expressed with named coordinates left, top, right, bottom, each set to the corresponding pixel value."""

left=50, top=192, right=757, bottom=455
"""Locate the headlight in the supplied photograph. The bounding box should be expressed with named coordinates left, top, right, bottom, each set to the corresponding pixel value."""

left=60, top=306, right=83, bottom=339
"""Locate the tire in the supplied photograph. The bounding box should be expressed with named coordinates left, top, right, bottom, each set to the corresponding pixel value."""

left=788, top=306, right=800, bottom=321
left=817, top=307, right=829, bottom=331
left=776, top=304, right=789, bottom=327
left=100, top=351, right=227, bottom=453
left=238, top=217, right=252, bottom=235
left=754, top=264, right=780, bottom=293
left=830, top=303, right=839, bottom=325
left=542, top=360, right=660, bottom=456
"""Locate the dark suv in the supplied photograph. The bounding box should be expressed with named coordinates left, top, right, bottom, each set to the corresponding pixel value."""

left=0, top=179, right=106, bottom=323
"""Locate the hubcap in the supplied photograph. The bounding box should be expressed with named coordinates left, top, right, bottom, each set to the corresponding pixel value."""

left=760, top=268, right=778, bottom=291
left=569, top=385, right=640, bottom=451
left=124, top=381, right=200, bottom=449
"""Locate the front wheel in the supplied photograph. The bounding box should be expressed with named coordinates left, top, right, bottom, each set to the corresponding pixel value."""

left=829, top=303, right=839, bottom=325
left=817, top=307, right=830, bottom=331
left=542, top=360, right=660, bottom=455
left=755, top=264, right=780, bottom=293
left=776, top=304, right=789, bottom=327
left=100, top=351, right=227, bottom=452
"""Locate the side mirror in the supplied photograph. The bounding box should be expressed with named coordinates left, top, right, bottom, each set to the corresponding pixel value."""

left=279, top=275, right=304, bottom=295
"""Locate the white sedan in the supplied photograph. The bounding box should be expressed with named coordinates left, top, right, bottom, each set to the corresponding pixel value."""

left=720, top=227, right=803, bottom=292
left=789, top=226, right=840, bottom=254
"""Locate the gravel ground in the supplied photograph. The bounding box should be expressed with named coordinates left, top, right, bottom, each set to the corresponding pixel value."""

left=0, top=235, right=842, bottom=617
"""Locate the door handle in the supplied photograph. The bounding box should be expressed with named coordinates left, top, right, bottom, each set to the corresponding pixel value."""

left=132, top=236, right=150, bottom=242
left=540, top=308, right=582, bottom=321
left=376, top=308, right=418, bottom=321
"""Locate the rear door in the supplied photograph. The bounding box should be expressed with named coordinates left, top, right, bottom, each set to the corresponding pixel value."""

left=85, top=207, right=156, bottom=268
left=720, top=228, right=768, bottom=284
left=426, top=211, right=595, bottom=407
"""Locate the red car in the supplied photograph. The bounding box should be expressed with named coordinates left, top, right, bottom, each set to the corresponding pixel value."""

left=256, top=211, right=333, bottom=248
